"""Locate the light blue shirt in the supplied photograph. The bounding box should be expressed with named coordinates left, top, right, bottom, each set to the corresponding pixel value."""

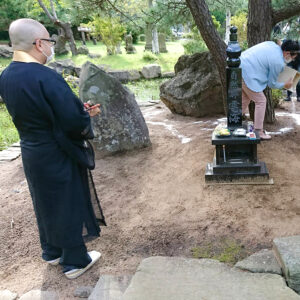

left=241, top=41, right=285, bottom=92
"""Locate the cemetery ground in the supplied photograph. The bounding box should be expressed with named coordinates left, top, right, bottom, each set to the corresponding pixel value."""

left=1, top=97, right=300, bottom=299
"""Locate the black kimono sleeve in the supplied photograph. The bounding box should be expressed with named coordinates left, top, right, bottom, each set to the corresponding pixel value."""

left=41, top=74, right=94, bottom=140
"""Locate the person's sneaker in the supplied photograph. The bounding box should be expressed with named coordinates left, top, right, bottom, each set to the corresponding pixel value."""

left=64, top=251, right=101, bottom=279
left=284, top=97, right=291, bottom=101
left=45, top=257, right=60, bottom=266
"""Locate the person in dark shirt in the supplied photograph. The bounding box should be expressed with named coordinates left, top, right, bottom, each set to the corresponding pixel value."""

left=0, top=18, right=105, bottom=279
left=284, top=53, right=300, bottom=102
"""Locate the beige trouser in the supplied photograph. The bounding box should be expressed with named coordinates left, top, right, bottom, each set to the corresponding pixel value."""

left=242, top=80, right=266, bottom=130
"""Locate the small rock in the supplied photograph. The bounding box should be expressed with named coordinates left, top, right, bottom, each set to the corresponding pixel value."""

left=273, top=235, right=300, bottom=294
left=77, top=45, right=89, bottom=55
left=88, top=53, right=101, bottom=59
left=141, top=64, right=161, bottom=79
left=235, top=249, right=282, bottom=275
left=0, top=289, right=17, bottom=300
left=19, top=290, right=58, bottom=300
left=0, top=45, right=13, bottom=58
left=74, top=286, right=94, bottom=298
left=161, top=71, right=175, bottom=78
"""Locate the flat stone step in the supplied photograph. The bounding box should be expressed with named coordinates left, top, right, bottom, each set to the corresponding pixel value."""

left=234, top=249, right=282, bottom=275
left=19, top=290, right=58, bottom=300
left=123, top=256, right=300, bottom=300
left=88, top=275, right=132, bottom=300
left=0, top=146, right=21, bottom=162
left=0, top=289, right=17, bottom=300
left=273, top=235, right=300, bottom=294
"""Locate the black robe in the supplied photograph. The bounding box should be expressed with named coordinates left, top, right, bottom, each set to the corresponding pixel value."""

left=0, top=61, right=106, bottom=248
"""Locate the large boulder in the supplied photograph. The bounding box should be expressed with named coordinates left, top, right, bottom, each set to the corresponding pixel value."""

left=141, top=64, right=161, bottom=79
left=48, top=59, right=77, bottom=76
left=79, top=62, right=151, bottom=156
left=160, top=52, right=224, bottom=117
left=0, top=45, right=13, bottom=58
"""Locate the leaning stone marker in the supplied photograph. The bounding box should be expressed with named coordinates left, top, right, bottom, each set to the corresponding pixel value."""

left=79, top=62, right=151, bottom=156
left=123, top=257, right=300, bottom=300
left=273, top=235, right=300, bottom=294
left=235, top=249, right=282, bottom=275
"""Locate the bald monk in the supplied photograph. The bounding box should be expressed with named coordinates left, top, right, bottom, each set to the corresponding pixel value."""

left=0, top=19, right=106, bottom=279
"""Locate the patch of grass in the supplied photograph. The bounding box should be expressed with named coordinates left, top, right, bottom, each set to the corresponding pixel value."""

left=0, top=40, right=184, bottom=72
left=191, top=238, right=248, bottom=265
left=125, top=78, right=168, bottom=101
left=55, top=41, right=184, bottom=72
left=0, top=104, right=19, bottom=150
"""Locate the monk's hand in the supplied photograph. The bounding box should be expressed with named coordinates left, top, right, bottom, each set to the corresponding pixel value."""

left=284, top=78, right=293, bottom=90
left=87, top=104, right=101, bottom=117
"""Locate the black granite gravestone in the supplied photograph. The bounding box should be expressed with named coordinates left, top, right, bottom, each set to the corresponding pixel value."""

left=205, top=27, right=270, bottom=183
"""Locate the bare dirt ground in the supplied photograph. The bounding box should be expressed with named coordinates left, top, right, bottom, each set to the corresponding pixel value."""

left=1, top=100, right=300, bottom=299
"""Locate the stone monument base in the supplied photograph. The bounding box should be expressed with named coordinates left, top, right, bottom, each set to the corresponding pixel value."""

left=205, top=128, right=272, bottom=185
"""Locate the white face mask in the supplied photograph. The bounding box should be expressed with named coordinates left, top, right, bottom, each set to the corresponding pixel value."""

left=284, top=54, right=293, bottom=64
left=42, top=45, right=55, bottom=64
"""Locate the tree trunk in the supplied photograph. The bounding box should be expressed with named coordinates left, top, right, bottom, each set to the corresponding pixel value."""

left=57, top=21, right=77, bottom=56
left=225, top=9, right=231, bottom=44
left=185, top=0, right=227, bottom=114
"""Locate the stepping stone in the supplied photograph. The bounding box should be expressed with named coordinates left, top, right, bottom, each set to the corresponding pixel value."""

left=235, top=249, right=282, bottom=275
left=19, top=290, right=58, bottom=300
left=123, top=256, right=300, bottom=300
left=74, top=286, right=93, bottom=298
left=0, top=289, right=17, bottom=300
left=273, top=235, right=300, bottom=294
left=88, top=275, right=132, bottom=300
left=0, top=148, right=21, bottom=161
left=11, top=142, right=20, bottom=147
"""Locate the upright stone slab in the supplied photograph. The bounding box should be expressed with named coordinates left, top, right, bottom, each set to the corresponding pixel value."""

left=158, top=33, right=167, bottom=53
left=273, top=235, right=300, bottom=294
left=123, top=257, right=300, bottom=300
left=145, top=23, right=153, bottom=51
left=79, top=62, right=151, bottom=156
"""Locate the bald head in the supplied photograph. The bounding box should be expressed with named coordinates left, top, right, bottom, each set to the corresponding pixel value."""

left=9, top=18, right=49, bottom=51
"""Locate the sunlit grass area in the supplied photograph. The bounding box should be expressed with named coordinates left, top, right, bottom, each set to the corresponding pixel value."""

left=0, top=104, right=19, bottom=150
left=0, top=40, right=184, bottom=72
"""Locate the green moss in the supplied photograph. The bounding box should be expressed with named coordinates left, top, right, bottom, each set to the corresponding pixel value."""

left=191, top=238, right=248, bottom=265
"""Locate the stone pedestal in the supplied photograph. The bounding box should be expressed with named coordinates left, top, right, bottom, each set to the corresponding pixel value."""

left=205, top=126, right=270, bottom=182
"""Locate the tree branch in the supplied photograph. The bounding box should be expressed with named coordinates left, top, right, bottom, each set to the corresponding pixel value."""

left=37, top=0, right=55, bottom=22
left=272, top=1, right=300, bottom=26
left=105, top=0, right=144, bottom=29
left=50, top=0, right=58, bottom=20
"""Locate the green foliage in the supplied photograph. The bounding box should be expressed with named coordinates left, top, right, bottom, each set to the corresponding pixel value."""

left=0, top=104, right=19, bottom=150
left=191, top=238, right=248, bottom=265
left=125, top=78, right=168, bottom=101
left=231, top=12, right=248, bottom=50
left=272, top=89, right=284, bottom=108
left=143, top=51, right=158, bottom=62
left=63, top=73, right=79, bottom=97
left=139, top=34, right=145, bottom=42
left=183, top=39, right=207, bottom=55
left=88, top=16, right=126, bottom=55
